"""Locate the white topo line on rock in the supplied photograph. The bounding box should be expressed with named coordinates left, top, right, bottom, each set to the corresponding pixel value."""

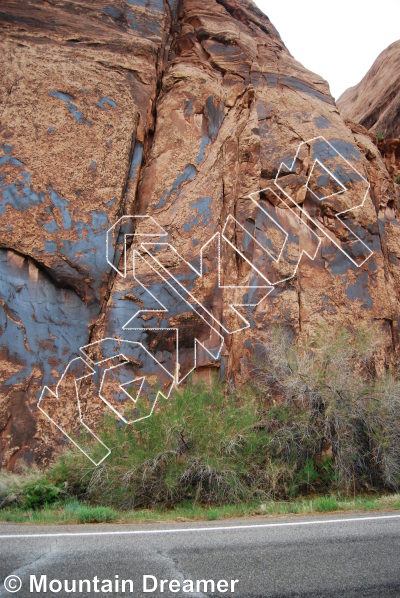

left=39, top=136, right=374, bottom=464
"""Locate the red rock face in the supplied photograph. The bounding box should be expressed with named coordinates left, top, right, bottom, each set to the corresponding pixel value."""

left=337, top=40, right=400, bottom=212
left=1, top=0, right=400, bottom=469
left=337, top=40, right=400, bottom=139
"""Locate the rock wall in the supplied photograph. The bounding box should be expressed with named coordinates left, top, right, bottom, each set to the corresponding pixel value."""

left=337, top=40, right=400, bottom=222
left=1, top=0, right=400, bottom=469
left=337, top=40, right=400, bottom=138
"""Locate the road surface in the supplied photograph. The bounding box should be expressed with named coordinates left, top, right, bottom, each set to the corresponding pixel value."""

left=0, top=512, right=399, bottom=597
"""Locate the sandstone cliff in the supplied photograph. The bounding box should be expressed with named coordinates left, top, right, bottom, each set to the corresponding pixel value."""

left=1, top=0, right=400, bottom=469
left=337, top=40, right=400, bottom=138
left=338, top=40, right=400, bottom=213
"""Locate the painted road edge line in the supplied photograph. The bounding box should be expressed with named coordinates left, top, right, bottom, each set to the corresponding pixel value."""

left=1, top=514, right=400, bottom=539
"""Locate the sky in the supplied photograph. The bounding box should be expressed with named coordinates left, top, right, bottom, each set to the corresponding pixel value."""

left=254, top=0, right=400, bottom=99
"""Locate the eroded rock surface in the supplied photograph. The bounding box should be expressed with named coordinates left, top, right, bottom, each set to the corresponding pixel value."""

left=1, top=0, right=400, bottom=469
left=337, top=40, right=400, bottom=138
left=337, top=40, right=400, bottom=213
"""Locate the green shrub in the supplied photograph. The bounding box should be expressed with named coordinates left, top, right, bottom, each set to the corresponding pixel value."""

left=353, top=497, right=377, bottom=510
left=17, top=480, right=63, bottom=510
left=377, top=131, right=384, bottom=141
left=206, top=508, right=219, bottom=521
left=47, top=380, right=269, bottom=508
left=396, top=174, right=400, bottom=185
left=35, top=326, right=399, bottom=509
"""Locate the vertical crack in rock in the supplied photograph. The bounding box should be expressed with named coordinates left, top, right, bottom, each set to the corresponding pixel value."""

left=135, top=0, right=182, bottom=215
left=87, top=0, right=181, bottom=344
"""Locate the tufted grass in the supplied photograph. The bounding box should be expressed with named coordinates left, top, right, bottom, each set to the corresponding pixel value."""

left=0, top=494, right=399, bottom=524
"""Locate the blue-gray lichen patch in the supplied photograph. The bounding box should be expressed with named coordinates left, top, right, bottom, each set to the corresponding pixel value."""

left=205, top=96, right=225, bottom=140
left=314, top=116, right=331, bottom=129
left=0, top=249, right=95, bottom=392
left=153, top=164, right=197, bottom=210
left=183, top=197, right=213, bottom=232
left=49, top=90, right=92, bottom=125
left=102, top=5, right=123, bottom=19
left=0, top=150, right=112, bottom=300
left=196, top=97, right=225, bottom=164
left=96, top=97, right=117, bottom=111
left=0, top=155, right=45, bottom=215
left=345, top=270, right=373, bottom=309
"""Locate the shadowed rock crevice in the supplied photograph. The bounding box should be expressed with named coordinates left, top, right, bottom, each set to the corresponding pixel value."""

left=91, top=0, right=182, bottom=331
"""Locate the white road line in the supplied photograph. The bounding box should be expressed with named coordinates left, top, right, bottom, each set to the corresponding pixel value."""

left=1, top=514, right=399, bottom=539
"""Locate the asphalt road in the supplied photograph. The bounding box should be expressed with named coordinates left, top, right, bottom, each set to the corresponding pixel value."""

left=0, top=512, right=399, bottom=597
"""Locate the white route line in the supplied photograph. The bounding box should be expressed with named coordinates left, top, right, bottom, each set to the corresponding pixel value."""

left=98, top=358, right=146, bottom=425
left=38, top=357, right=111, bottom=467
left=275, top=136, right=373, bottom=267
left=106, top=214, right=167, bottom=278
left=245, top=186, right=321, bottom=286
left=38, top=340, right=175, bottom=465
left=121, top=135, right=371, bottom=344
left=79, top=338, right=175, bottom=421
left=39, top=136, right=375, bottom=466
left=140, top=233, right=273, bottom=336
left=1, top=514, right=399, bottom=539
left=125, top=248, right=225, bottom=382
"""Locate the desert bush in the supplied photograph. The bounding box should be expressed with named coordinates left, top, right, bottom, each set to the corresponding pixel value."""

left=365, top=374, right=400, bottom=489
left=6, top=326, right=398, bottom=510
left=250, top=325, right=400, bottom=494
left=16, top=480, right=64, bottom=510
left=46, top=381, right=270, bottom=508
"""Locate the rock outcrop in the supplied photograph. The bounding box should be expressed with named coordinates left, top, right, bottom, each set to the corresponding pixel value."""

left=337, top=40, right=400, bottom=138
left=1, top=0, right=400, bottom=469
left=338, top=40, right=400, bottom=203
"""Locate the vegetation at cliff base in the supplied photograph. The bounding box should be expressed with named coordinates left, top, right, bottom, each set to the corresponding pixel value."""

left=1, top=326, right=399, bottom=517
left=1, top=494, right=399, bottom=525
